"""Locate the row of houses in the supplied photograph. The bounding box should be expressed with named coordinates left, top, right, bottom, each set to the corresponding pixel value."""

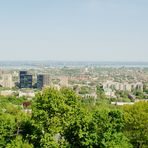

left=103, top=81, right=143, bottom=92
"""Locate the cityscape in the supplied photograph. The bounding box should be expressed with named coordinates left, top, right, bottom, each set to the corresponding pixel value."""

left=1, top=0, right=148, bottom=147
left=1, top=61, right=148, bottom=147
left=0, top=62, right=148, bottom=102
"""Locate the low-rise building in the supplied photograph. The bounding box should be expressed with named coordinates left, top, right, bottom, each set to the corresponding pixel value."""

left=0, top=90, right=16, bottom=96
left=104, top=88, right=116, bottom=98
left=19, top=90, right=35, bottom=98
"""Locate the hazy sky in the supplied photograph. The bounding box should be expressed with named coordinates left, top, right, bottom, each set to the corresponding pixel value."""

left=0, top=0, right=148, bottom=61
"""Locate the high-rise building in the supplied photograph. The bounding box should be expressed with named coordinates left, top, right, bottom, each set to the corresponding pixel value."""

left=37, top=74, right=51, bottom=89
left=19, top=71, right=32, bottom=88
left=37, top=74, right=44, bottom=89
left=43, top=75, right=51, bottom=86
left=1, top=74, right=14, bottom=88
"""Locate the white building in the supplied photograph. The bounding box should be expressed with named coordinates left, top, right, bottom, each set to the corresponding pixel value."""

left=104, top=88, right=116, bottom=98
left=103, top=81, right=143, bottom=92
left=19, top=91, right=35, bottom=98
left=1, top=74, right=15, bottom=88
left=0, top=90, right=16, bottom=96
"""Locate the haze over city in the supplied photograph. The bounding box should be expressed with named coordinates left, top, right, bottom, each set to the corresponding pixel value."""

left=1, top=1, right=148, bottom=147
left=0, top=0, right=148, bottom=61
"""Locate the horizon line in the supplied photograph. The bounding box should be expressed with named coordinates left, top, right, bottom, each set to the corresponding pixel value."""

left=0, top=60, right=148, bottom=62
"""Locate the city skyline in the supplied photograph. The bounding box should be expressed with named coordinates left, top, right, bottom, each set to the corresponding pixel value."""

left=0, top=0, right=148, bottom=61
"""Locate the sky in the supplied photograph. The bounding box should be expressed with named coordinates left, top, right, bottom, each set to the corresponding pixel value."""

left=0, top=0, right=148, bottom=61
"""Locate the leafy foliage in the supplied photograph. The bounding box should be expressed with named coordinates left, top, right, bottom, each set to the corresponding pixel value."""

left=123, top=101, right=148, bottom=148
left=0, top=87, right=148, bottom=147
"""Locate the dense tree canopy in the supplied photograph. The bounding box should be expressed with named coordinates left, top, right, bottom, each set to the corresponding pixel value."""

left=123, top=101, right=148, bottom=148
left=0, top=88, right=148, bottom=147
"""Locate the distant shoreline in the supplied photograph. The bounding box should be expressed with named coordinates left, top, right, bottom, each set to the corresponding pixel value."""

left=0, top=61, right=148, bottom=69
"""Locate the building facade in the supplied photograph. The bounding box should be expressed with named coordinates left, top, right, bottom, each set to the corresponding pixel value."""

left=103, top=81, right=143, bottom=92
left=20, top=71, right=32, bottom=88
left=37, top=74, right=44, bottom=89
left=1, top=74, right=14, bottom=88
left=37, top=74, right=51, bottom=89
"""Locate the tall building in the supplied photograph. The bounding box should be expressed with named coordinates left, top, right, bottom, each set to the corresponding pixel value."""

left=1, top=74, right=14, bottom=88
left=20, top=71, right=32, bottom=88
left=43, top=74, right=51, bottom=87
left=37, top=74, right=51, bottom=89
left=37, top=74, right=44, bottom=89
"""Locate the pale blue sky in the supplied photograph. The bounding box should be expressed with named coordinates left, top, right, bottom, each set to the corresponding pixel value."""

left=0, top=0, right=148, bottom=61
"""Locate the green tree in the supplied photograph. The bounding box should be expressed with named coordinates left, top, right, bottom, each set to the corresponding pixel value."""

left=0, top=106, right=31, bottom=147
left=6, top=136, right=33, bottom=148
left=92, top=109, right=131, bottom=148
left=96, top=84, right=106, bottom=100
left=123, top=101, right=148, bottom=148
left=30, top=87, right=80, bottom=147
left=133, top=90, right=145, bottom=99
left=64, top=108, right=131, bottom=148
left=0, top=113, right=16, bottom=147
